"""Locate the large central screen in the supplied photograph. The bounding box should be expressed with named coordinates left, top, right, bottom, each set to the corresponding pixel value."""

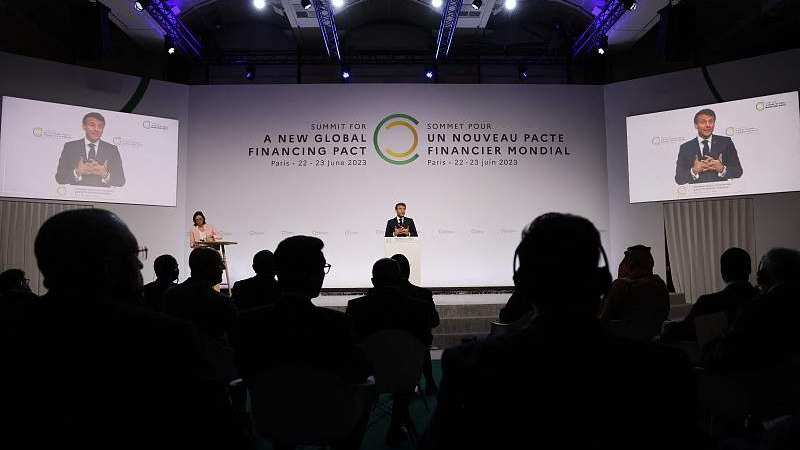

left=0, top=96, right=179, bottom=206
left=626, top=91, right=800, bottom=203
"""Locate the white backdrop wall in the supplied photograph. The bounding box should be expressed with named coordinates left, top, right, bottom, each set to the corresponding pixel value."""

left=187, top=84, right=609, bottom=287
left=604, top=48, right=800, bottom=290
left=0, top=52, right=191, bottom=284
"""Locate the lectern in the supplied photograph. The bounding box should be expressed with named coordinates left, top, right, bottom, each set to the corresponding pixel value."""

left=384, top=237, right=421, bottom=285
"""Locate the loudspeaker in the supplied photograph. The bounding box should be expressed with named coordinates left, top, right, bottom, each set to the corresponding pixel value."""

left=656, top=4, right=696, bottom=61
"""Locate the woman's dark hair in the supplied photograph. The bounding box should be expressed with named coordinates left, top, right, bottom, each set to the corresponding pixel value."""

left=192, top=211, right=206, bottom=226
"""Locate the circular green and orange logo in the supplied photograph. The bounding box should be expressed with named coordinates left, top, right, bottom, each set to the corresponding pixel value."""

left=373, top=113, right=419, bottom=165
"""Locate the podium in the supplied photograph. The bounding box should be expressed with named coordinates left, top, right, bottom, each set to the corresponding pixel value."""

left=384, top=237, right=421, bottom=285
left=198, top=240, right=237, bottom=294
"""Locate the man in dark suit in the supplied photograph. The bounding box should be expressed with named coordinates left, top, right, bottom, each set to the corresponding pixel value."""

left=422, top=213, right=702, bottom=450
left=235, top=236, right=371, bottom=450
left=232, top=249, right=280, bottom=311
left=385, top=202, right=418, bottom=237
left=391, top=253, right=440, bottom=394
left=661, top=247, right=758, bottom=343
left=234, top=236, right=371, bottom=383
left=703, top=248, right=800, bottom=373
left=0, top=209, right=253, bottom=450
left=141, top=254, right=179, bottom=312
left=675, top=108, right=743, bottom=184
left=163, top=247, right=238, bottom=344
left=55, top=112, right=126, bottom=187
left=346, top=258, right=431, bottom=445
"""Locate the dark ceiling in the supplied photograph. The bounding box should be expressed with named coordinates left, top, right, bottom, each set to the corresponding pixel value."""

left=0, top=0, right=797, bottom=84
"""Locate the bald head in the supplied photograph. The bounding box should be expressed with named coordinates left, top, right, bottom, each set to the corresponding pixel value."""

left=35, top=209, right=142, bottom=297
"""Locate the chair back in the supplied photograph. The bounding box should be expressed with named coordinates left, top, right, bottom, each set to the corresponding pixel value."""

left=363, top=329, right=426, bottom=394
left=606, top=309, right=668, bottom=341
left=249, top=365, right=376, bottom=444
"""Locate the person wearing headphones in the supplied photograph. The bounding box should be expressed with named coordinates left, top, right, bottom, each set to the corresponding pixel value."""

left=423, top=213, right=701, bottom=450
left=598, top=244, right=670, bottom=324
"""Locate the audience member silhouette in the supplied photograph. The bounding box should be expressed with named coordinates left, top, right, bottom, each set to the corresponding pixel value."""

left=422, top=213, right=702, bottom=450
left=141, top=254, right=179, bottom=312
left=661, top=247, right=758, bottom=343
left=235, top=235, right=370, bottom=450
left=0, top=209, right=253, bottom=450
left=347, top=258, right=431, bottom=445
left=599, top=244, right=670, bottom=324
left=163, top=247, right=238, bottom=344
left=232, top=249, right=280, bottom=311
left=0, top=268, right=35, bottom=299
left=703, top=248, right=800, bottom=373
left=391, top=253, right=440, bottom=394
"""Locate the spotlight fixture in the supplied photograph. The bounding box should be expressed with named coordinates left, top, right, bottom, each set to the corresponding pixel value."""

left=253, top=0, right=266, bottom=9
left=518, top=64, right=528, bottom=81
left=341, top=67, right=351, bottom=80
left=432, top=0, right=442, bottom=7
left=134, top=1, right=144, bottom=12
left=504, top=0, right=516, bottom=10
left=623, top=0, right=638, bottom=11
left=471, top=0, right=482, bottom=10
left=332, top=0, right=344, bottom=7
left=164, top=36, right=175, bottom=55
left=244, top=65, right=256, bottom=81
left=301, top=0, right=312, bottom=10
left=425, top=70, right=434, bottom=79
left=597, top=35, right=608, bottom=55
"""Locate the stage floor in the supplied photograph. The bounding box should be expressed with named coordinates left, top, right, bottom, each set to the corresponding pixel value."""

left=314, top=293, right=509, bottom=307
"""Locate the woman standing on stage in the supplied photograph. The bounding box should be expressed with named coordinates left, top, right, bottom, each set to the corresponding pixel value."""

left=189, top=210, right=221, bottom=248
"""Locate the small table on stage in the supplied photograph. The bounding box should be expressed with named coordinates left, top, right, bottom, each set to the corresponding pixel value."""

left=197, top=240, right=238, bottom=294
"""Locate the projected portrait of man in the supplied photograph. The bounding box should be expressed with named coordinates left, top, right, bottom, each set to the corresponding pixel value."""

left=55, top=112, right=126, bottom=187
left=674, top=108, right=743, bottom=185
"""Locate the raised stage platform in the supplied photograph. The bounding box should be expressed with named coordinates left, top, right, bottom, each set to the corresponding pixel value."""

left=314, top=291, right=693, bottom=350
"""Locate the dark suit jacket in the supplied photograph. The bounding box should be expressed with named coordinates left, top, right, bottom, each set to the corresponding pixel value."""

left=55, top=138, right=126, bottom=187
left=398, top=280, right=439, bottom=327
left=346, top=286, right=432, bottom=346
left=385, top=217, right=418, bottom=237
left=674, top=134, right=743, bottom=184
left=234, top=294, right=371, bottom=384
left=162, top=277, right=238, bottom=343
left=498, top=291, right=531, bottom=324
left=0, top=292, right=253, bottom=450
left=231, top=275, right=280, bottom=312
left=661, top=281, right=758, bottom=343
left=423, top=314, right=702, bottom=450
left=141, top=279, right=176, bottom=312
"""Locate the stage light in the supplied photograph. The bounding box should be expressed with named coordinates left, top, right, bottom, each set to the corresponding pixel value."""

left=623, top=0, right=638, bottom=11
left=425, top=70, right=434, bottom=79
left=244, top=65, right=256, bottom=81
left=332, top=0, right=344, bottom=7
left=597, top=35, right=608, bottom=55
left=253, top=0, right=266, bottom=9
left=471, top=0, right=482, bottom=10
left=518, top=64, right=528, bottom=81
left=432, top=0, right=442, bottom=7
left=341, top=68, right=350, bottom=80
left=134, top=1, right=144, bottom=12
left=301, top=0, right=312, bottom=9
left=504, top=0, right=516, bottom=10
left=164, top=36, right=175, bottom=55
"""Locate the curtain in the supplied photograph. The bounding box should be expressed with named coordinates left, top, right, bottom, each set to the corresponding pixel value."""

left=664, top=198, right=755, bottom=304
left=0, top=200, right=92, bottom=295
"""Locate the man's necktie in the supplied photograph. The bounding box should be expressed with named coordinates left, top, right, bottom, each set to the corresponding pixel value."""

left=702, top=140, right=710, bottom=158
left=400, top=217, right=403, bottom=227
left=88, top=143, right=96, bottom=161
